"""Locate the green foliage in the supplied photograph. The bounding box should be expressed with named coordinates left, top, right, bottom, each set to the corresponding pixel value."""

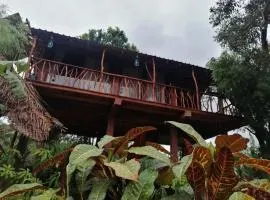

left=0, top=183, right=44, bottom=199
left=79, top=26, right=138, bottom=51
left=128, top=146, right=171, bottom=166
left=210, top=0, right=269, bottom=52
left=2, top=122, right=270, bottom=199
left=0, top=14, right=30, bottom=60
left=121, top=169, right=158, bottom=200
left=209, top=0, right=270, bottom=158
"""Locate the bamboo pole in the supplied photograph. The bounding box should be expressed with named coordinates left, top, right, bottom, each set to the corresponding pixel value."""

left=100, top=49, right=106, bottom=72
left=152, top=58, right=156, bottom=101
left=192, top=69, right=200, bottom=110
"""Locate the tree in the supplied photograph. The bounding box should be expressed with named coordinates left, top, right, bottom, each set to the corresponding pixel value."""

left=0, top=10, right=30, bottom=60
left=79, top=26, right=138, bottom=51
left=209, top=0, right=270, bottom=158
left=210, top=0, right=270, bottom=53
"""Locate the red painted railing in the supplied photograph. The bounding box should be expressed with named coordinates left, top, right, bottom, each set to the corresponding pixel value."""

left=26, top=57, right=237, bottom=116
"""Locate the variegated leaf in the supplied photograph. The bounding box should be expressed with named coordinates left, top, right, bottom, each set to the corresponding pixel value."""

left=207, top=147, right=238, bottom=200
left=114, top=126, right=157, bottom=154
left=235, top=153, right=270, bottom=175
left=145, top=141, right=170, bottom=154
left=0, top=183, right=44, bottom=199
left=128, top=146, right=171, bottom=166
left=121, top=169, right=158, bottom=200
left=97, top=135, right=117, bottom=148
left=186, top=161, right=205, bottom=200
left=166, top=121, right=207, bottom=147
left=234, top=179, right=270, bottom=199
left=104, top=159, right=140, bottom=181
left=172, top=155, right=193, bottom=179
left=192, top=146, right=212, bottom=174
left=215, top=134, right=249, bottom=153
left=229, top=192, right=255, bottom=200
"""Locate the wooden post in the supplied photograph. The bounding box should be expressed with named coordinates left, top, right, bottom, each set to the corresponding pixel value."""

left=170, top=126, right=178, bottom=162
left=106, top=98, right=122, bottom=136
left=28, top=37, right=37, bottom=63
left=99, top=49, right=106, bottom=92
left=106, top=116, right=115, bottom=136
left=192, top=69, right=200, bottom=110
left=26, top=37, right=37, bottom=79
left=152, top=58, right=156, bottom=101
left=100, top=49, right=106, bottom=73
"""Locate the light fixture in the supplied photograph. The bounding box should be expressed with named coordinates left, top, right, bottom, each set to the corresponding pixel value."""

left=134, top=55, right=140, bottom=68
left=47, top=36, right=54, bottom=48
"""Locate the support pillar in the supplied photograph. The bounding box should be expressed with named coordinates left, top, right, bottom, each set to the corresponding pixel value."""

left=106, top=98, right=122, bottom=136
left=170, top=126, right=179, bottom=162
left=106, top=116, right=115, bottom=136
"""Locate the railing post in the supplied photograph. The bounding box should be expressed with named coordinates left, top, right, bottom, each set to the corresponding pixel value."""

left=172, top=88, right=178, bottom=106
left=192, top=70, right=200, bottom=110
left=152, top=58, right=156, bottom=102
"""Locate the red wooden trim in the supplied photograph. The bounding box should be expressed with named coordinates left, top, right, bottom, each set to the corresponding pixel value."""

left=28, top=57, right=238, bottom=116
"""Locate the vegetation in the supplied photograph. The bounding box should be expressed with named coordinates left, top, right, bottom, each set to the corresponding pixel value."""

left=79, top=26, right=138, bottom=51
left=0, top=10, right=30, bottom=60
left=0, top=122, right=270, bottom=199
left=208, top=0, right=270, bottom=158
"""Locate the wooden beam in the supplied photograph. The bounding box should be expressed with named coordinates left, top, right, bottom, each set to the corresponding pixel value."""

left=170, top=126, right=178, bottom=162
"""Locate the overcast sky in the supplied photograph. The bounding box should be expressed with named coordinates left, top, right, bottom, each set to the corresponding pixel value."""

left=2, top=0, right=221, bottom=66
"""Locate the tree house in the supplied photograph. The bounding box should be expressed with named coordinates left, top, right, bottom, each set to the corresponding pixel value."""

left=26, top=28, right=243, bottom=160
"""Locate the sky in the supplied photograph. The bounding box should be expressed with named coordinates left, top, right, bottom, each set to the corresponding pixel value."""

left=2, top=0, right=221, bottom=67
left=2, top=0, right=259, bottom=145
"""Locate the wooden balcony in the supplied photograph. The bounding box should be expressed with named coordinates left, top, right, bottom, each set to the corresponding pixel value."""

left=25, top=57, right=243, bottom=142
left=26, top=57, right=237, bottom=116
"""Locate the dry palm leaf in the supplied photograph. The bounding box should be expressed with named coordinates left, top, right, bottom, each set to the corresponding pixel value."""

left=0, top=70, right=61, bottom=141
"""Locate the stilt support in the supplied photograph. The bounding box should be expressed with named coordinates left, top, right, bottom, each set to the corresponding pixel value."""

left=170, top=127, right=179, bottom=162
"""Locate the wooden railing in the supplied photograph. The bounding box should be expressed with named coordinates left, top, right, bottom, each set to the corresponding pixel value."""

left=26, top=57, right=237, bottom=116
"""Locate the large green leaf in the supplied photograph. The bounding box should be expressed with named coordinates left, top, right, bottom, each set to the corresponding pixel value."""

left=75, top=159, right=96, bottom=195
left=128, top=146, right=171, bottom=166
left=172, top=154, right=193, bottom=179
left=97, top=135, right=117, bottom=149
left=161, top=191, right=193, bottom=200
left=104, top=159, right=140, bottom=181
left=66, top=144, right=102, bottom=195
left=30, top=189, right=60, bottom=200
left=0, top=183, right=44, bottom=199
left=229, top=192, right=255, bottom=200
left=140, top=157, right=168, bottom=171
left=166, top=121, right=207, bottom=147
left=121, top=169, right=158, bottom=200
left=88, top=180, right=110, bottom=200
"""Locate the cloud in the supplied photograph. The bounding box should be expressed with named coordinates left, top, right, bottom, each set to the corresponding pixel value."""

left=3, top=0, right=221, bottom=66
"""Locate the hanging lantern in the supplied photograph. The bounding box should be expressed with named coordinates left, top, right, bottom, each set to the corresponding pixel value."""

left=134, top=55, right=140, bottom=68
left=47, top=36, right=54, bottom=48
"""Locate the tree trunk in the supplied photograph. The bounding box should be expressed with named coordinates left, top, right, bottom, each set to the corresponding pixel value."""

left=14, top=134, right=29, bottom=169
left=261, top=1, right=270, bottom=51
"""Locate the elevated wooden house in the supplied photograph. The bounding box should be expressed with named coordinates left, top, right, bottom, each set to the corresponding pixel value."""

left=26, top=28, right=243, bottom=160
